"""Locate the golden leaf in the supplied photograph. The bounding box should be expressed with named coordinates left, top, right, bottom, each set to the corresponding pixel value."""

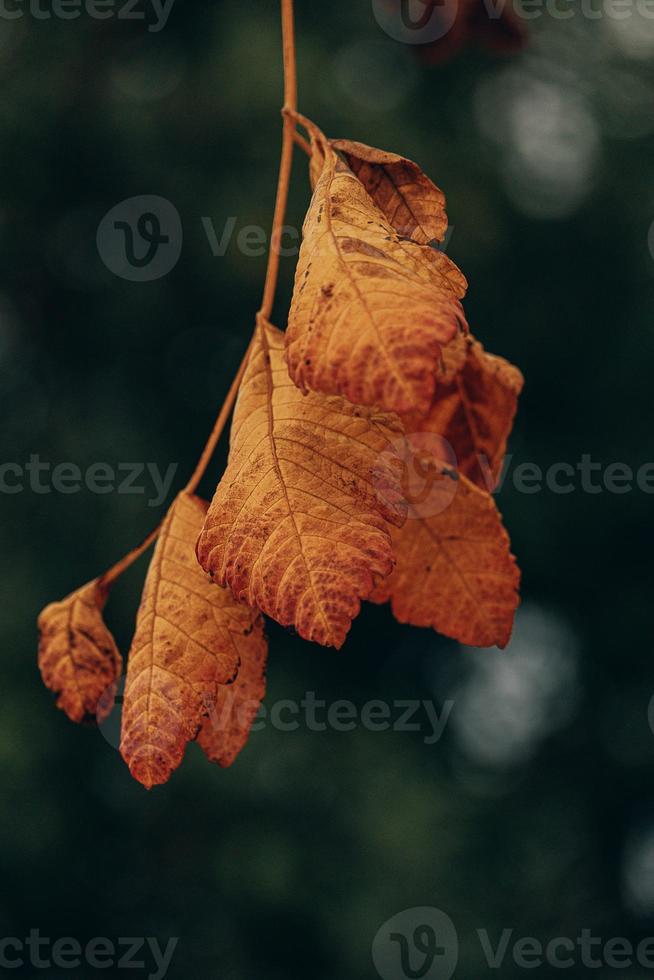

left=120, top=492, right=263, bottom=789
left=371, top=466, right=520, bottom=648
left=198, top=631, right=267, bottom=768
left=286, top=140, right=467, bottom=416
left=197, top=320, right=406, bottom=650
left=38, top=579, right=121, bottom=724
left=405, top=335, right=523, bottom=490
left=331, top=138, right=449, bottom=245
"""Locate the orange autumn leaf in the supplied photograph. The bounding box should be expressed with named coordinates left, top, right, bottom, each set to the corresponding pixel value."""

left=286, top=137, right=467, bottom=416
left=371, top=464, right=520, bottom=648
left=197, top=320, right=406, bottom=650
left=38, top=579, right=122, bottom=724
left=330, top=138, right=449, bottom=245
left=198, top=633, right=267, bottom=768
left=120, top=492, right=265, bottom=789
left=406, top=335, right=523, bottom=491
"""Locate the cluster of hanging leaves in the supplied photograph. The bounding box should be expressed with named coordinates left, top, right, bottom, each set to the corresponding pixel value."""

left=38, top=113, right=523, bottom=788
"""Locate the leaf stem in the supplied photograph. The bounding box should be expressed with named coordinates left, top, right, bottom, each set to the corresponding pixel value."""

left=188, top=0, right=298, bottom=492
left=293, top=131, right=311, bottom=156
left=184, top=336, right=254, bottom=495
left=96, top=0, right=300, bottom=588
left=185, top=0, right=298, bottom=496
left=284, top=107, right=327, bottom=147
left=99, top=523, right=162, bottom=590
left=258, top=0, right=298, bottom=322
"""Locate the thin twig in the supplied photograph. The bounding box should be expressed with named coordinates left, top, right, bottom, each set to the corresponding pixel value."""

left=99, top=524, right=162, bottom=590
left=258, top=0, right=298, bottom=321
left=184, top=336, right=254, bottom=495
left=293, top=130, right=311, bottom=157
left=98, top=0, right=300, bottom=586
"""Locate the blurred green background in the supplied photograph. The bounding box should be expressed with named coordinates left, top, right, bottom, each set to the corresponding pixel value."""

left=2, top=0, right=654, bottom=976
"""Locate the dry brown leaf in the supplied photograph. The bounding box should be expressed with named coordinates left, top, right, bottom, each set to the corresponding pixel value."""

left=331, top=138, right=448, bottom=245
left=308, top=135, right=326, bottom=191
left=38, top=579, right=121, bottom=724
left=197, top=320, right=406, bottom=650
left=440, top=331, right=471, bottom=380
left=120, top=492, right=264, bottom=788
left=405, top=336, right=523, bottom=490
left=286, top=140, right=467, bottom=416
left=371, top=465, right=520, bottom=648
left=198, top=633, right=267, bottom=768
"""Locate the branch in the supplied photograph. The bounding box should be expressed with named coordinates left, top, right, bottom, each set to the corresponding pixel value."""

left=99, top=0, right=301, bottom=584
